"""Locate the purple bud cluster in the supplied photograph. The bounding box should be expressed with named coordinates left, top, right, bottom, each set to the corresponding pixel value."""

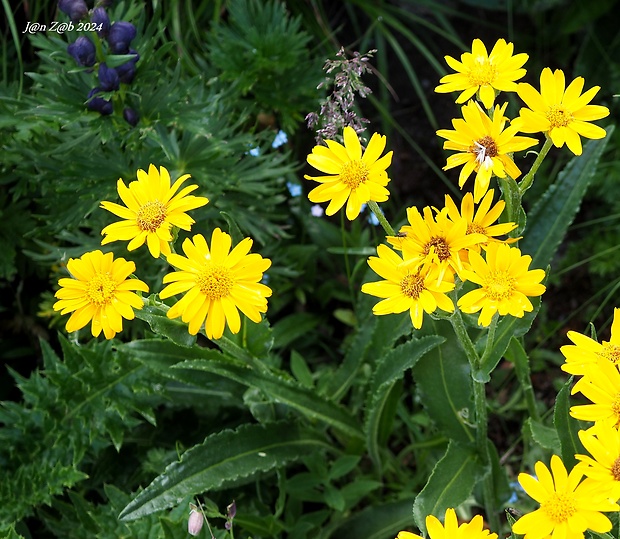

left=60, top=1, right=140, bottom=126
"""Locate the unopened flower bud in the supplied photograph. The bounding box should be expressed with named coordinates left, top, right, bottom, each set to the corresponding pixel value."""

left=91, top=7, right=110, bottom=37
left=98, top=63, right=119, bottom=92
left=107, top=21, right=137, bottom=54
left=123, top=107, right=139, bottom=126
left=86, top=87, right=113, bottom=116
left=58, top=0, right=88, bottom=22
left=116, top=50, right=139, bottom=84
left=187, top=508, right=204, bottom=536
left=226, top=500, right=236, bottom=520
left=67, top=36, right=95, bottom=67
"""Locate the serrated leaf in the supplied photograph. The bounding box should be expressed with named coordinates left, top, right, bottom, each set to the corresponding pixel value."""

left=135, top=304, right=196, bottom=347
left=119, top=421, right=329, bottom=521
left=364, top=336, right=445, bottom=469
left=553, top=377, right=584, bottom=468
left=413, top=440, right=484, bottom=534
left=520, top=126, right=613, bottom=269
left=413, top=321, right=475, bottom=444
left=525, top=418, right=560, bottom=451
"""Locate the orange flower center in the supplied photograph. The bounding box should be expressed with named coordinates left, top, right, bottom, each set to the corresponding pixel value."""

left=472, top=136, right=498, bottom=167
left=483, top=270, right=515, bottom=300
left=467, top=60, right=498, bottom=86
left=612, top=457, right=620, bottom=481
left=467, top=222, right=486, bottom=235
left=87, top=272, right=116, bottom=306
left=197, top=263, right=234, bottom=300
left=601, top=342, right=620, bottom=364
left=400, top=272, right=425, bottom=300
left=542, top=493, right=576, bottom=523
left=340, top=160, right=369, bottom=189
left=423, top=237, right=451, bottom=262
left=137, top=200, right=167, bottom=232
left=546, top=105, right=573, bottom=129
left=612, top=395, right=620, bottom=426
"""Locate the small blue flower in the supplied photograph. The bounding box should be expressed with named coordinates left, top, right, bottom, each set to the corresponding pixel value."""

left=248, top=147, right=260, bottom=157
left=107, top=21, right=137, bottom=54
left=59, top=0, right=88, bottom=22
left=116, top=50, right=139, bottom=84
left=98, top=63, right=120, bottom=92
left=67, top=36, right=95, bottom=67
left=368, top=212, right=380, bottom=226
left=286, top=182, right=302, bottom=197
left=272, top=130, right=288, bottom=148
left=123, top=107, right=139, bottom=126
left=310, top=204, right=324, bottom=217
left=261, top=273, right=270, bottom=285
left=86, top=87, right=113, bottom=116
left=91, top=7, right=110, bottom=37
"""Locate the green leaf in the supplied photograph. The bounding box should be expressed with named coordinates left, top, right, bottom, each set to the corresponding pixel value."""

left=272, top=313, right=320, bottom=350
left=135, top=303, right=196, bottom=347
left=520, top=126, right=613, bottom=269
left=413, top=320, right=475, bottom=444
left=118, top=421, right=329, bottom=521
left=290, top=350, right=314, bottom=388
left=525, top=418, right=560, bottom=451
left=553, top=377, right=584, bottom=468
left=364, top=336, right=445, bottom=469
left=413, top=440, right=485, bottom=534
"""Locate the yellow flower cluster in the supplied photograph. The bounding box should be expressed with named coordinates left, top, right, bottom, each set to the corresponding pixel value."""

left=53, top=164, right=272, bottom=340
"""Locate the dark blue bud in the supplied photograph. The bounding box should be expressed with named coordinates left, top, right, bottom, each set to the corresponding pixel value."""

left=91, top=7, right=110, bottom=38
left=58, top=0, right=88, bottom=22
left=98, top=63, right=119, bottom=92
left=115, top=50, right=139, bottom=84
left=107, top=21, right=137, bottom=54
left=86, top=88, right=113, bottom=115
left=123, top=107, right=139, bottom=126
left=67, top=36, right=95, bottom=67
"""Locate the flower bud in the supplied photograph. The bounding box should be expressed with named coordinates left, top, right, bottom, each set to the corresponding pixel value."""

left=187, top=508, right=204, bottom=536
left=67, top=36, right=95, bottom=67
left=91, top=7, right=110, bottom=38
left=123, top=107, right=139, bottom=126
left=116, top=50, right=139, bottom=84
left=58, top=0, right=88, bottom=22
left=98, top=63, right=119, bottom=92
left=107, top=21, right=137, bottom=54
left=86, top=87, right=113, bottom=116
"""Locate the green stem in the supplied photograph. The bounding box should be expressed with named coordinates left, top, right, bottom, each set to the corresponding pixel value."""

left=518, top=136, right=553, bottom=195
left=506, top=337, right=540, bottom=422
left=340, top=211, right=355, bottom=305
left=367, top=200, right=395, bottom=236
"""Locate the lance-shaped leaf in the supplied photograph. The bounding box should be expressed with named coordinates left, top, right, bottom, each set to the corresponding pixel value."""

left=554, top=377, right=584, bottom=469
left=364, top=336, right=445, bottom=469
left=119, top=421, right=330, bottom=521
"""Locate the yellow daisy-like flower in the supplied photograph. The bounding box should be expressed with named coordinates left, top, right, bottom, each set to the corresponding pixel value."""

left=387, top=205, right=487, bottom=281
left=435, top=38, right=528, bottom=109
left=304, top=126, right=393, bottom=220
left=515, top=67, right=610, bottom=155
left=444, top=189, right=517, bottom=248
left=159, top=228, right=272, bottom=340
left=361, top=244, right=455, bottom=330
left=53, top=250, right=148, bottom=339
left=457, top=242, right=546, bottom=327
left=396, top=508, right=497, bottom=539
left=437, top=101, right=538, bottom=203
left=512, top=454, right=618, bottom=539
left=570, top=358, right=620, bottom=429
left=101, top=164, right=209, bottom=258
left=576, top=424, right=620, bottom=501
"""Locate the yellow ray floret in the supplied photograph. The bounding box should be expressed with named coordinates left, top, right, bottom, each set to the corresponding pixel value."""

left=396, top=507, right=498, bottom=539
left=101, top=164, right=209, bottom=258
left=159, top=228, right=272, bottom=340
left=53, top=249, right=149, bottom=339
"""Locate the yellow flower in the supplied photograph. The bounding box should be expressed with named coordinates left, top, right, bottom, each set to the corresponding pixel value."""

left=304, top=126, right=392, bottom=220
left=515, top=67, right=610, bottom=155
left=101, top=164, right=209, bottom=258
left=512, top=454, right=618, bottom=539
left=576, top=424, right=620, bottom=501
left=387, top=205, right=487, bottom=281
left=437, top=101, right=538, bottom=203
left=159, top=228, right=272, bottom=340
left=53, top=250, right=148, bottom=339
left=560, top=308, right=620, bottom=393
left=457, top=242, right=546, bottom=327
left=435, top=38, right=528, bottom=109
left=570, top=358, right=620, bottom=429
left=444, top=189, right=517, bottom=248
left=396, top=508, right=497, bottom=539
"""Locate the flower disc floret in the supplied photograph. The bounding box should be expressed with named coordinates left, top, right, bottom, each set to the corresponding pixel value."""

left=53, top=250, right=148, bottom=339
left=100, top=164, right=209, bottom=258
left=397, top=507, right=498, bottom=539
left=159, top=228, right=272, bottom=340
left=437, top=101, right=538, bottom=202
left=435, top=38, right=528, bottom=109
left=304, top=126, right=393, bottom=220
left=515, top=67, right=610, bottom=155
left=457, top=242, right=546, bottom=327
